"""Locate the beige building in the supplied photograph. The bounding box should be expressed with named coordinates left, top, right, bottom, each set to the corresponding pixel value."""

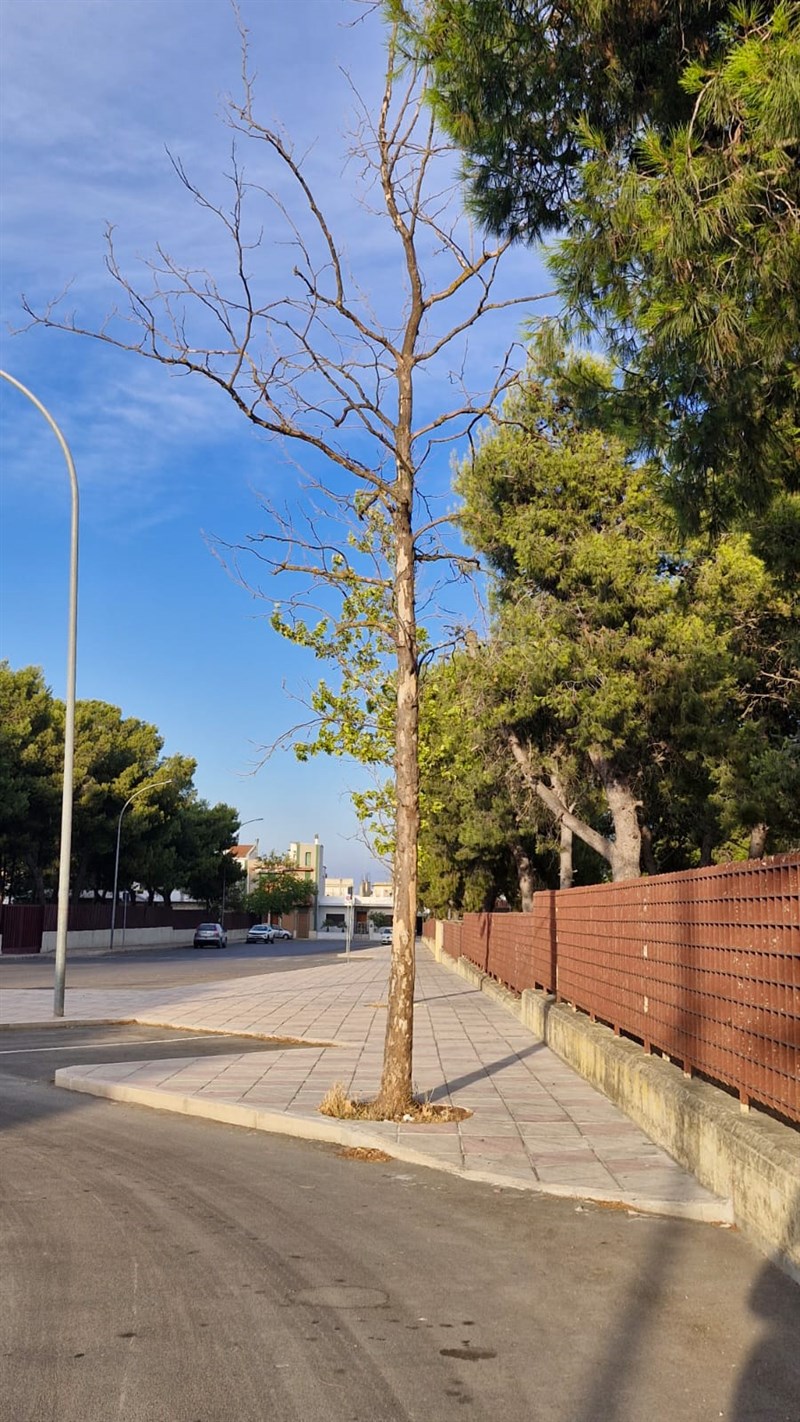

left=287, top=837, right=324, bottom=894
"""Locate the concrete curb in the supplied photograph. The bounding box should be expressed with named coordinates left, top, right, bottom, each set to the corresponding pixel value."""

left=433, top=945, right=800, bottom=1281
left=103, top=1020, right=341, bottom=1049
left=0, top=1018, right=139, bottom=1032
left=54, top=1067, right=733, bottom=1225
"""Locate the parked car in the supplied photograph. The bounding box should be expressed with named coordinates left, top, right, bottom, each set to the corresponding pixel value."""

left=270, top=925, right=293, bottom=940
left=378, top=925, right=393, bottom=944
left=193, top=922, right=227, bottom=949
left=246, top=923, right=275, bottom=944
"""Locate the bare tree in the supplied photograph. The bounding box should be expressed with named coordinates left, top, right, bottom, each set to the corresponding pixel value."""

left=23, top=14, right=547, bottom=1115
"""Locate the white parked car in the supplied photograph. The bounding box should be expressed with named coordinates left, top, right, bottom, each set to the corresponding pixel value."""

left=271, top=925, right=293, bottom=940
left=378, top=925, right=393, bottom=944
left=246, top=924, right=275, bottom=944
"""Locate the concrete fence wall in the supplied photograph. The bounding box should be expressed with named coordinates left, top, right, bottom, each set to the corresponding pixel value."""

left=37, top=926, right=253, bottom=954
left=0, top=903, right=254, bottom=955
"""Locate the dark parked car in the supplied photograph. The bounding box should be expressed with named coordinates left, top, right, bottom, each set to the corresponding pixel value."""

left=246, top=923, right=275, bottom=944
left=193, top=922, right=228, bottom=949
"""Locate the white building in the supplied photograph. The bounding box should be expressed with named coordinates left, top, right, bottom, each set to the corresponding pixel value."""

left=315, top=870, right=393, bottom=936
left=228, top=841, right=262, bottom=896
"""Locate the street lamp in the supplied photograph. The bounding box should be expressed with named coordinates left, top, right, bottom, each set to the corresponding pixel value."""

left=221, top=817, right=262, bottom=928
left=0, top=370, right=79, bottom=1018
left=109, top=779, right=173, bottom=950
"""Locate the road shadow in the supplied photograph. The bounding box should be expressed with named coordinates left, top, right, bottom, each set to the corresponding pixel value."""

left=565, top=1204, right=799, bottom=1422
left=549, top=870, right=800, bottom=1421
left=730, top=1185, right=800, bottom=1419
left=1, top=1061, right=114, bottom=1139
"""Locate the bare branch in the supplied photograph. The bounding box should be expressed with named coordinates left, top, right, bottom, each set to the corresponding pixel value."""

left=20, top=9, right=552, bottom=1116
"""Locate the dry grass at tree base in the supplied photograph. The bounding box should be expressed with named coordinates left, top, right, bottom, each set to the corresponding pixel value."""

left=319, top=1082, right=471, bottom=1124
left=337, top=1146, right=393, bottom=1163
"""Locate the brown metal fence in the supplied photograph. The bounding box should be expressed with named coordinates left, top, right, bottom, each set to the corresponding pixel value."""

left=436, top=854, right=800, bottom=1125
left=0, top=905, right=45, bottom=953
left=441, top=920, right=462, bottom=960
left=459, top=913, right=538, bottom=993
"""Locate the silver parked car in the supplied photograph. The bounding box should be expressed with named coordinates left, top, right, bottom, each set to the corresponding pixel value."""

left=270, top=925, right=293, bottom=940
left=193, top=922, right=228, bottom=949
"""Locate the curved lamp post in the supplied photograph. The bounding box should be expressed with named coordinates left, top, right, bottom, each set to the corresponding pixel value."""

left=1, top=370, right=79, bottom=1017
left=109, top=778, right=173, bottom=951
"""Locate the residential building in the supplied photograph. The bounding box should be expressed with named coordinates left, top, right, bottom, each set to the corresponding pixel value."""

left=228, top=841, right=262, bottom=896
left=315, top=867, right=394, bottom=936
left=324, top=876, right=354, bottom=897
left=287, top=837, right=325, bottom=895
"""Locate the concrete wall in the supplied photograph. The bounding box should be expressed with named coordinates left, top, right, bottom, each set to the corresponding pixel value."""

left=39, top=927, right=251, bottom=953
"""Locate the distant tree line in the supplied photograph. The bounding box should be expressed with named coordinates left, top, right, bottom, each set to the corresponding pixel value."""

left=0, top=662, right=245, bottom=911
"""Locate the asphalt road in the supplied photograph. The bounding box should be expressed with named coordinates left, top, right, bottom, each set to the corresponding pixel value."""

left=1, top=1026, right=799, bottom=1421
left=0, top=936, right=374, bottom=990
left=0, top=1024, right=300, bottom=1079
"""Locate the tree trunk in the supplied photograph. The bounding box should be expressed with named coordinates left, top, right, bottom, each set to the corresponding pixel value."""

left=549, top=769, right=574, bottom=889
left=748, top=822, right=769, bottom=859
left=376, top=396, right=418, bottom=1117
left=506, top=731, right=613, bottom=877
left=71, top=850, right=89, bottom=904
left=508, top=733, right=643, bottom=884
left=640, top=822, right=658, bottom=877
left=29, top=861, right=47, bottom=907
left=23, top=848, right=48, bottom=907
left=587, top=749, right=642, bottom=881
left=512, top=843, right=536, bottom=912
left=699, top=829, right=716, bottom=868
left=559, top=822, right=574, bottom=889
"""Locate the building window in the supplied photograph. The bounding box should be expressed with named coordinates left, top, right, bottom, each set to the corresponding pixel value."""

left=305, top=851, right=311, bottom=866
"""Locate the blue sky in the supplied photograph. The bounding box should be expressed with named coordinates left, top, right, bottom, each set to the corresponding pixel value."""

left=1, top=0, right=551, bottom=879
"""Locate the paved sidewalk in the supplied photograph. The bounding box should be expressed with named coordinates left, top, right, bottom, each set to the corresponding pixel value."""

left=1, top=944, right=730, bottom=1222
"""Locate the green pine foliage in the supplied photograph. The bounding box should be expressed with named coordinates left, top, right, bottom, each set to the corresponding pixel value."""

left=0, top=662, right=244, bottom=906
left=553, top=3, right=800, bottom=532
left=443, top=354, right=799, bottom=873
left=408, top=1, right=800, bottom=539
left=401, top=0, right=730, bottom=237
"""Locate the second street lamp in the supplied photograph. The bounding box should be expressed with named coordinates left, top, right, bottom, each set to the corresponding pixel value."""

left=109, top=779, right=173, bottom=951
